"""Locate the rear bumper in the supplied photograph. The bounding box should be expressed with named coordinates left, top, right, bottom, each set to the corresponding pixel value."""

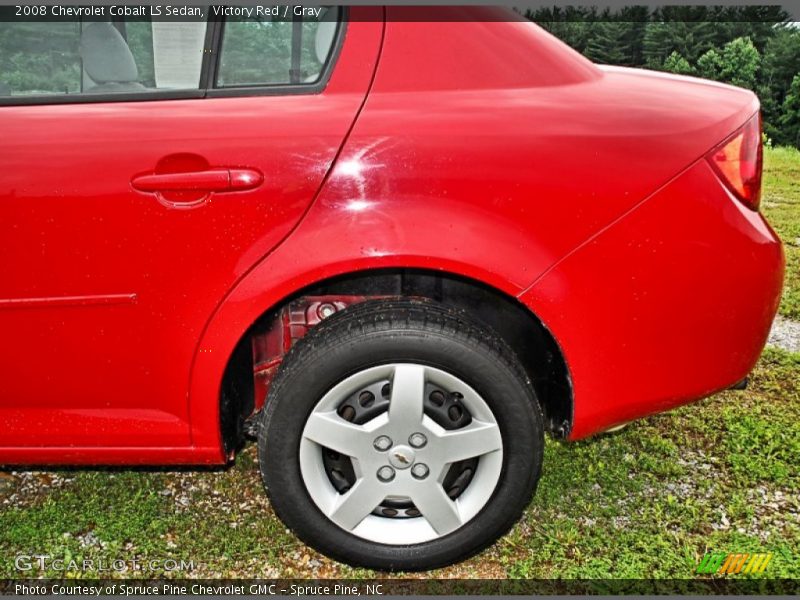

left=519, top=159, right=785, bottom=440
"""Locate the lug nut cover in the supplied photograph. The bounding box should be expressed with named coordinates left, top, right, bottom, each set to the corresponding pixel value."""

left=377, top=466, right=395, bottom=482
left=373, top=435, right=393, bottom=451
left=408, top=432, right=427, bottom=448
left=411, top=463, right=429, bottom=479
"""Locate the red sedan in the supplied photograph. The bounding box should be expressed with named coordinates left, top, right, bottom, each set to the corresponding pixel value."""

left=0, top=7, right=784, bottom=569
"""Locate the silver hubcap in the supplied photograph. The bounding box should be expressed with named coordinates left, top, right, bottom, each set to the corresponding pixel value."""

left=299, top=364, right=504, bottom=544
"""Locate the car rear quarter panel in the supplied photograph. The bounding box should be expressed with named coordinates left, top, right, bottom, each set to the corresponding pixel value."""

left=192, top=15, right=773, bottom=453
left=519, top=159, right=784, bottom=438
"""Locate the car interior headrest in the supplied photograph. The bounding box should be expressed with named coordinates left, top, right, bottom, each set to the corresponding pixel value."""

left=315, top=12, right=337, bottom=64
left=79, top=22, right=139, bottom=84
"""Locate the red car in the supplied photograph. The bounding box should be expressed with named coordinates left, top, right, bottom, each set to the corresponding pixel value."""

left=0, top=7, right=784, bottom=570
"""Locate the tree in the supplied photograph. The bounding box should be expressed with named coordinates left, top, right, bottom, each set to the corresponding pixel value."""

left=662, top=51, right=696, bottom=75
left=530, top=6, right=646, bottom=65
left=585, top=21, right=632, bottom=65
left=529, top=6, right=600, bottom=56
left=615, top=6, right=650, bottom=65
left=536, top=21, right=594, bottom=55
left=721, top=37, right=760, bottom=89
left=697, top=48, right=724, bottom=81
left=779, top=74, right=800, bottom=149
left=643, top=11, right=717, bottom=66
left=710, top=6, right=789, bottom=52
left=760, top=27, right=800, bottom=93
left=697, top=37, right=760, bottom=90
left=760, top=27, right=800, bottom=141
left=0, top=21, right=82, bottom=94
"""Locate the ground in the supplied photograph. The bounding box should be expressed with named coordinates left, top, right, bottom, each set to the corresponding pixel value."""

left=1, top=148, right=798, bottom=582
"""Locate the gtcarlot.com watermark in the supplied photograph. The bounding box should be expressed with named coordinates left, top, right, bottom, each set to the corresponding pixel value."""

left=14, top=554, right=195, bottom=574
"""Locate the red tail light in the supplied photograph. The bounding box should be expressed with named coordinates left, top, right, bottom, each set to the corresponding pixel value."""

left=707, top=113, right=763, bottom=211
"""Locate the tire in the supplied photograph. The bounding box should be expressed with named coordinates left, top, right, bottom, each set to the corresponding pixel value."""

left=258, top=299, right=544, bottom=571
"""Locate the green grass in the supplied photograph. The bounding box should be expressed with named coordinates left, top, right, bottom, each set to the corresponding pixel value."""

left=505, top=348, right=800, bottom=580
left=1, top=148, right=798, bottom=581
left=762, top=146, right=800, bottom=319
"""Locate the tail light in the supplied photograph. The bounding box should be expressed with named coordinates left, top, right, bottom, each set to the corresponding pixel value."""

left=707, top=113, right=763, bottom=211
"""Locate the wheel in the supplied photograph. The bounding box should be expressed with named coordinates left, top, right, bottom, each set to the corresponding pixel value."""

left=258, top=299, right=544, bottom=570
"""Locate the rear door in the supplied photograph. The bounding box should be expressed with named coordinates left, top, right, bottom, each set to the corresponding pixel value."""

left=0, top=8, right=382, bottom=451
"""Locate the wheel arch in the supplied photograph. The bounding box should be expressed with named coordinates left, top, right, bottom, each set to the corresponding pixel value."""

left=193, top=263, right=573, bottom=458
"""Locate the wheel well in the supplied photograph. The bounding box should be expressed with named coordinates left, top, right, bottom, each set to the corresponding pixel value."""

left=219, top=269, right=572, bottom=453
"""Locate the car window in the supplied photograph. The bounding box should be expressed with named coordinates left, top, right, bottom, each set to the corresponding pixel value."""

left=0, top=18, right=207, bottom=98
left=0, top=6, right=341, bottom=101
left=215, top=7, right=339, bottom=88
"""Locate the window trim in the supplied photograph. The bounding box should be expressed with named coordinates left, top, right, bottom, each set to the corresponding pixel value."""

left=205, top=8, right=346, bottom=99
left=0, top=6, right=348, bottom=107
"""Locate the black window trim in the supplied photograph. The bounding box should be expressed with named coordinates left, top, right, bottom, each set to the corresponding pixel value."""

left=205, top=6, right=346, bottom=99
left=0, top=6, right=348, bottom=107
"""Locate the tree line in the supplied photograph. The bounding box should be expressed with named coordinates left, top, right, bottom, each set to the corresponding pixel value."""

left=526, top=6, right=800, bottom=148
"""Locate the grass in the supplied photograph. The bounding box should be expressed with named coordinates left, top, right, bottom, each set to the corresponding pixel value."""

left=1, top=148, right=798, bottom=582
left=762, top=145, right=800, bottom=319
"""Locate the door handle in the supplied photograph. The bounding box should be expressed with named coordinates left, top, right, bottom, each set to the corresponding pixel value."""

left=131, top=168, right=263, bottom=194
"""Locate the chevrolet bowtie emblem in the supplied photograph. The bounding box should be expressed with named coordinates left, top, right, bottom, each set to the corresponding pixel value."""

left=394, top=452, right=411, bottom=465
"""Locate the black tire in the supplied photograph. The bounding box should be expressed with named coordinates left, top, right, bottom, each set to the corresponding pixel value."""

left=258, top=299, right=544, bottom=571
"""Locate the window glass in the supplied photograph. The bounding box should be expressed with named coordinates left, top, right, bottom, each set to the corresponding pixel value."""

left=216, top=7, right=339, bottom=88
left=0, top=19, right=206, bottom=97
left=0, top=21, right=82, bottom=95
left=125, top=21, right=156, bottom=87
left=150, top=21, right=207, bottom=89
